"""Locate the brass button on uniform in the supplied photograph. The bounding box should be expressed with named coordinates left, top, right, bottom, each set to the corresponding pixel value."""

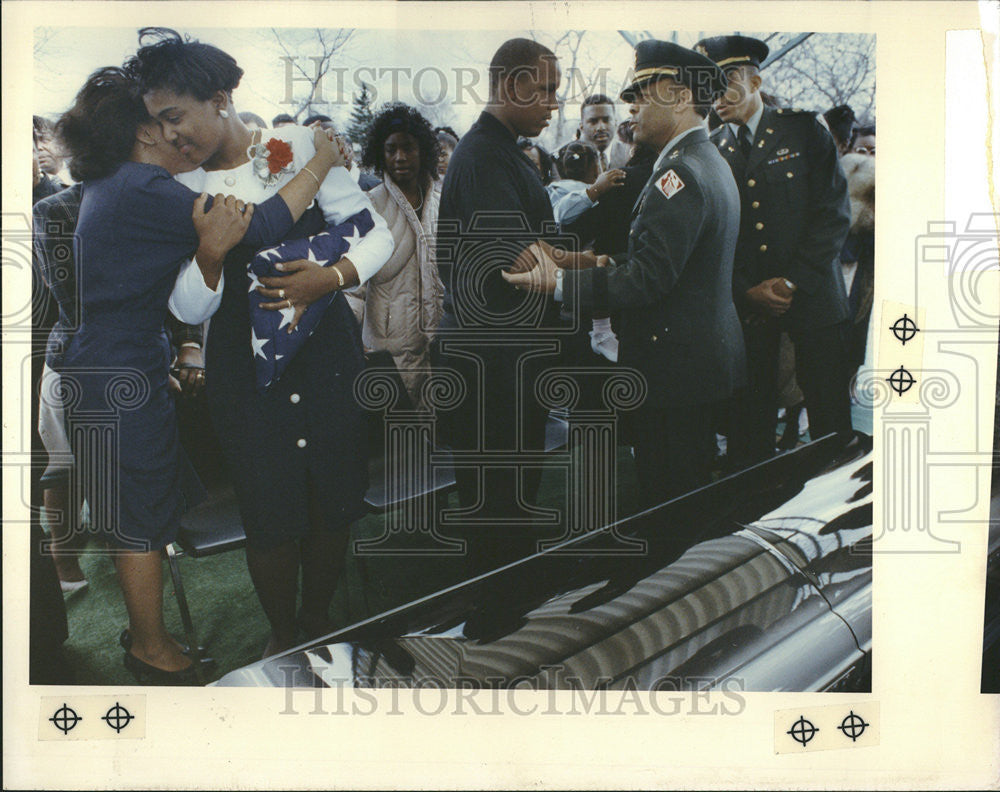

left=759, top=244, right=768, bottom=252
left=747, top=179, right=756, bottom=187
left=752, top=201, right=760, bottom=209
left=755, top=222, right=764, bottom=230
left=651, top=334, right=658, bottom=342
left=296, top=438, right=307, bottom=448
left=289, top=393, right=301, bottom=404
left=786, top=172, right=794, bottom=179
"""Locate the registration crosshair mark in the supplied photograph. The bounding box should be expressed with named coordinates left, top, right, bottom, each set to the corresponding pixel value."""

left=787, top=715, right=819, bottom=746
left=890, top=313, right=920, bottom=345
left=887, top=365, right=915, bottom=396
left=49, top=703, right=82, bottom=734
left=837, top=710, right=869, bottom=742
left=102, top=702, right=134, bottom=733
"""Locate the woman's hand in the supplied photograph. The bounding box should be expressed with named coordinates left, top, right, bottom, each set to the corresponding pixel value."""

left=313, top=127, right=347, bottom=170
left=257, top=258, right=340, bottom=333
left=192, top=193, right=255, bottom=266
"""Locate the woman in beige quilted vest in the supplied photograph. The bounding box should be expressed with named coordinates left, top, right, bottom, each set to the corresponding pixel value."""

left=353, top=104, right=445, bottom=410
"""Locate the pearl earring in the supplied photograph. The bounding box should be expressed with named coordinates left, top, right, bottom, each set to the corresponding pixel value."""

left=219, top=109, right=230, bottom=119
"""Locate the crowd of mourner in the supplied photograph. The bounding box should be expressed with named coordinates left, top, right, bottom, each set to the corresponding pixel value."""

left=29, top=29, right=876, bottom=684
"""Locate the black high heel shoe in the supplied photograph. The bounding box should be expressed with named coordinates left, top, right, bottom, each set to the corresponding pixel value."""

left=123, top=650, right=203, bottom=686
left=119, top=630, right=215, bottom=667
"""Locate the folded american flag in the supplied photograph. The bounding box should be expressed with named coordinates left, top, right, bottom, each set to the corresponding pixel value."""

left=248, top=209, right=375, bottom=392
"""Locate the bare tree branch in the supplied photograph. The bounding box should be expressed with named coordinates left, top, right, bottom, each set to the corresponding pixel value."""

left=270, top=27, right=356, bottom=120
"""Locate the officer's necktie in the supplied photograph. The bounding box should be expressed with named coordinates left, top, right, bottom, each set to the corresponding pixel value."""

left=738, top=124, right=753, bottom=159
left=599, top=150, right=608, bottom=172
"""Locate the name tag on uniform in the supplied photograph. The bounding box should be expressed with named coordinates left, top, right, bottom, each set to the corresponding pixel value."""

left=656, top=169, right=685, bottom=199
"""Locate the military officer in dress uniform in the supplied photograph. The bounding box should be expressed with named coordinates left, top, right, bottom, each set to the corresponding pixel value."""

left=695, top=35, right=853, bottom=468
left=504, top=40, right=746, bottom=509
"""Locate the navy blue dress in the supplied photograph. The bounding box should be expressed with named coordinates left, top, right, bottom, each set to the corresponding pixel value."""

left=204, top=207, right=369, bottom=549
left=61, top=162, right=294, bottom=551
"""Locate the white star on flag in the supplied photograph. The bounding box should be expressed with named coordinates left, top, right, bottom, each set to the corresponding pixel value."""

left=251, top=327, right=270, bottom=359
left=248, top=269, right=264, bottom=293
left=343, top=226, right=361, bottom=250
left=306, top=245, right=329, bottom=267
left=277, top=303, right=296, bottom=330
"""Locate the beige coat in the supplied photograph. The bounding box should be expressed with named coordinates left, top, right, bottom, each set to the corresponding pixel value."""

left=346, top=176, right=444, bottom=410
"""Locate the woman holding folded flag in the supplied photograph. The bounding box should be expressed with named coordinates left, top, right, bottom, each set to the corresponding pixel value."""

left=125, top=28, right=393, bottom=659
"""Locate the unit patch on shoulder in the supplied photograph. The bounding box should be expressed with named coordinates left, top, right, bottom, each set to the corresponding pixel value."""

left=656, top=169, right=685, bottom=199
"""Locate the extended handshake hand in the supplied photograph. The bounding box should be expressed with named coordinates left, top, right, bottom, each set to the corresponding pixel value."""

left=502, top=240, right=600, bottom=294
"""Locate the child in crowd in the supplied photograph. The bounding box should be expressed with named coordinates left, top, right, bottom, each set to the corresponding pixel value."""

left=547, top=141, right=624, bottom=362
left=547, top=140, right=625, bottom=226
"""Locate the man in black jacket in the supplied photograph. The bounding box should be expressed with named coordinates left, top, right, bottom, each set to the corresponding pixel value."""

left=435, top=38, right=562, bottom=574
left=696, top=35, right=853, bottom=467
left=505, top=40, right=745, bottom=508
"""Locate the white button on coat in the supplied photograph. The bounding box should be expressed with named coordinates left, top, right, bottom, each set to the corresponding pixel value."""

left=296, top=438, right=307, bottom=448
left=290, top=393, right=301, bottom=404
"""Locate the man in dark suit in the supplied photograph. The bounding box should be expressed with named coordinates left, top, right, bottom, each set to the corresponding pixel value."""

left=696, top=35, right=853, bottom=467
left=505, top=40, right=745, bottom=508
left=435, top=37, right=562, bottom=574
left=556, top=94, right=629, bottom=173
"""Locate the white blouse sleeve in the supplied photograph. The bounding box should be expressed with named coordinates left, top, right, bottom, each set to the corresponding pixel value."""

left=288, top=127, right=393, bottom=285
left=167, top=256, right=225, bottom=324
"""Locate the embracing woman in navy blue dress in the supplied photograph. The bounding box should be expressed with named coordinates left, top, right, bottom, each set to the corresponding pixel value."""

left=126, top=30, right=393, bottom=658
left=56, top=67, right=344, bottom=684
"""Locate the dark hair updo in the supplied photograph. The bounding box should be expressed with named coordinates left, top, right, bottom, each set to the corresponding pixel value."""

left=56, top=66, right=150, bottom=182
left=362, top=103, right=440, bottom=183
left=124, top=27, right=243, bottom=101
left=559, top=140, right=599, bottom=182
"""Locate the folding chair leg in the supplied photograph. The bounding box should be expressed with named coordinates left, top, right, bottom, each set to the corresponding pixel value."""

left=163, top=543, right=206, bottom=685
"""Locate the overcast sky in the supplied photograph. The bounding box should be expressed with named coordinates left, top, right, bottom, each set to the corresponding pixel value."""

left=34, top=28, right=864, bottom=149
left=35, top=27, right=638, bottom=138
